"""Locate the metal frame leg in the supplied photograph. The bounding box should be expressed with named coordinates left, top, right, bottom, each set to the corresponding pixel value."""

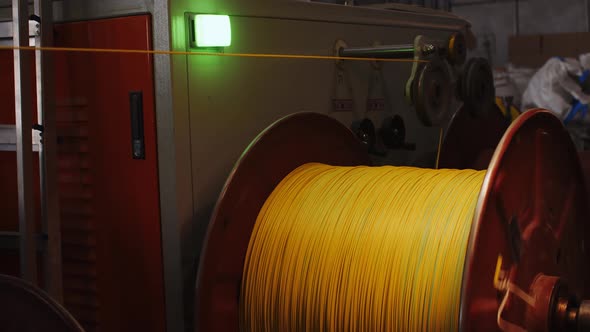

left=34, top=0, right=63, bottom=302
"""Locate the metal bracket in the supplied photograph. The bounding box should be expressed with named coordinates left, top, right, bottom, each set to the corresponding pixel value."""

left=0, top=20, right=39, bottom=46
left=0, top=125, right=42, bottom=152
left=405, top=35, right=437, bottom=104
left=0, top=232, right=47, bottom=252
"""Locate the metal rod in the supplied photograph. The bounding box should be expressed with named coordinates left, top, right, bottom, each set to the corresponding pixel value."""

left=35, top=0, right=63, bottom=303
left=514, top=0, right=520, bottom=36
left=339, top=44, right=416, bottom=59
left=13, top=0, right=38, bottom=285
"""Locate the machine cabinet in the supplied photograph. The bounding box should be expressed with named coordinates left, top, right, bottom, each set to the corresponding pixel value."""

left=0, top=14, right=165, bottom=332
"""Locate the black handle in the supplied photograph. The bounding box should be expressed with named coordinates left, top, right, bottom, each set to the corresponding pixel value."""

left=130, top=91, right=145, bottom=160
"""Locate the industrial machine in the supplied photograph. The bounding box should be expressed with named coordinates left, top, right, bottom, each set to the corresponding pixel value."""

left=197, top=108, right=590, bottom=331
left=0, top=0, right=588, bottom=331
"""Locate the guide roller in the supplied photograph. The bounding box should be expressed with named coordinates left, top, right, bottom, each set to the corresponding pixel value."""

left=195, top=109, right=590, bottom=331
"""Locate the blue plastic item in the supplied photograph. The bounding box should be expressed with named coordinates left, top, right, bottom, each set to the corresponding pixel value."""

left=564, top=69, right=590, bottom=124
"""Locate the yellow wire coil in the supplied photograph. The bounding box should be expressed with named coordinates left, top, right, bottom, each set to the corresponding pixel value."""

left=240, top=163, right=486, bottom=331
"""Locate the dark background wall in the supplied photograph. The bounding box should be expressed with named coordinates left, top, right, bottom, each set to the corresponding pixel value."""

left=452, top=0, right=589, bottom=66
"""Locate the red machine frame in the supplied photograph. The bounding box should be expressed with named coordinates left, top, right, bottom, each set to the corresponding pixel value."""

left=0, top=14, right=165, bottom=332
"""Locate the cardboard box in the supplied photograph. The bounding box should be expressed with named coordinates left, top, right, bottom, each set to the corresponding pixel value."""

left=510, top=54, right=549, bottom=68
left=508, top=32, right=590, bottom=68
left=542, top=33, right=579, bottom=58
left=576, top=32, right=590, bottom=54
left=509, top=34, right=541, bottom=60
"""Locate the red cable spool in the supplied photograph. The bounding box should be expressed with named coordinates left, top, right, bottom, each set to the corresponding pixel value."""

left=195, top=109, right=589, bottom=331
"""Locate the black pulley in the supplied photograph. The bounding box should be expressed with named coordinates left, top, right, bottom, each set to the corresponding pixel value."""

left=459, top=57, right=495, bottom=116
left=352, top=118, right=376, bottom=150
left=380, top=115, right=406, bottom=149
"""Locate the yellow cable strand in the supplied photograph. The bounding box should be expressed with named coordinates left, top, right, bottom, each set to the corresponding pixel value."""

left=240, top=163, right=486, bottom=331
left=0, top=45, right=428, bottom=63
left=435, top=127, right=443, bottom=169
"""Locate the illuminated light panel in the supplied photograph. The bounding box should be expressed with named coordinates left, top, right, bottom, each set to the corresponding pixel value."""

left=194, top=14, right=231, bottom=48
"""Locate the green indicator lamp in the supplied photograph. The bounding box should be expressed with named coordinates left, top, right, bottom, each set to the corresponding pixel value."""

left=192, top=14, right=231, bottom=48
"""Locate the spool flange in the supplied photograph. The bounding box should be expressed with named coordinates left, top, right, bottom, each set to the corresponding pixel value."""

left=460, top=109, right=590, bottom=330
left=0, top=274, right=85, bottom=331
left=438, top=105, right=509, bottom=170
left=194, top=113, right=370, bottom=332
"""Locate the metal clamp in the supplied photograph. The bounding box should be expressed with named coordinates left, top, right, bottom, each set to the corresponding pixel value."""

left=0, top=19, right=39, bottom=46
left=0, top=125, right=42, bottom=152
left=0, top=231, right=47, bottom=252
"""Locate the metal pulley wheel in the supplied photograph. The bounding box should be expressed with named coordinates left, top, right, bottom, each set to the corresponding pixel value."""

left=459, top=57, right=495, bottom=116
left=412, top=58, right=453, bottom=127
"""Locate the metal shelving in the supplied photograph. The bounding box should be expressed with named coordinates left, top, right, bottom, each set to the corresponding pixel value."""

left=3, top=0, right=63, bottom=303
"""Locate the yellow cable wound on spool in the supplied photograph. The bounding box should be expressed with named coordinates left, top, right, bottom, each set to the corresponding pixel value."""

left=240, top=163, right=486, bottom=331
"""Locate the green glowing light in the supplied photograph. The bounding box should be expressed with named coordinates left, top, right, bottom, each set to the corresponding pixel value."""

left=194, top=14, right=231, bottom=48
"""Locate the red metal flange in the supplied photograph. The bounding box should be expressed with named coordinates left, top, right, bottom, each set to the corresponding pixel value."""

left=460, top=109, right=590, bottom=330
left=194, top=113, right=370, bottom=332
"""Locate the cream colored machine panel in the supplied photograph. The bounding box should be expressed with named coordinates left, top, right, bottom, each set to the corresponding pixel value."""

left=186, top=15, right=464, bottom=238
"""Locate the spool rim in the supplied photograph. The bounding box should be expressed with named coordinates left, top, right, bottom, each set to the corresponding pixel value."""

left=0, top=274, right=85, bottom=331
left=194, top=112, right=370, bottom=331
left=460, top=109, right=590, bottom=330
